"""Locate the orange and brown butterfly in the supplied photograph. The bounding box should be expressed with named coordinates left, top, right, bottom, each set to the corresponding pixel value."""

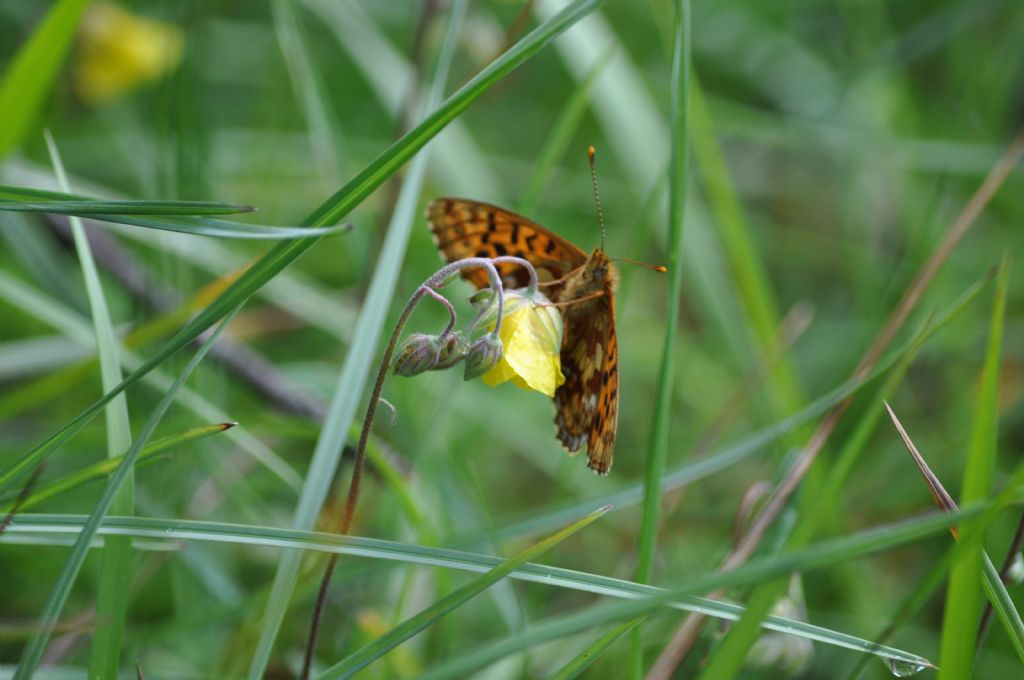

left=425, top=148, right=660, bottom=475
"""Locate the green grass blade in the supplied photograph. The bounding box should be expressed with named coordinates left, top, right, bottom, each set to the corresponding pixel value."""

left=44, top=132, right=135, bottom=680
left=0, top=184, right=348, bottom=238
left=0, top=0, right=605, bottom=499
left=689, top=78, right=805, bottom=423
left=551, top=619, right=641, bottom=680
left=301, top=0, right=603, bottom=230
left=694, top=271, right=994, bottom=680
left=0, top=512, right=943, bottom=671
left=246, top=2, right=604, bottom=675
left=416, top=508, right=983, bottom=680
left=301, top=0, right=504, bottom=199
left=519, top=45, right=615, bottom=215
left=534, top=0, right=665, bottom=193
left=315, top=506, right=611, bottom=679
left=0, top=270, right=301, bottom=491
left=0, top=0, right=89, bottom=159
left=0, top=184, right=253, bottom=214
left=939, top=255, right=1011, bottom=678
left=2, top=423, right=234, bottom=512
left=980, top=551, right=1024, bottom=662
left=271, top=0, right=344, bottom=183
left=12, top=310, right=238, bottom=680
left=51, top=213, right=351, bottom=240
left=845, top=457, right=1024, bottom=680
left=246, top=14, right=463, bottom=678
left=632, top=1, right=690, bottom=673
left=0, top=212, right=85, bottom=312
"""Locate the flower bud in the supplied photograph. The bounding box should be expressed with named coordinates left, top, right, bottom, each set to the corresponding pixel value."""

left=463, top=334, right=504, bottom=381
left=467, top=288, right=496, bottom=309
left=392, top=333, right=442, bottom=377
left=432, top=331, right=469, bottom=370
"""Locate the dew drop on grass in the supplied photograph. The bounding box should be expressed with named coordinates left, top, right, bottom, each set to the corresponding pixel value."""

left=885, top=658, right=927, bottom=677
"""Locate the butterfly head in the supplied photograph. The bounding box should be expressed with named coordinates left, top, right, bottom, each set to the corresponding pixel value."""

left=584, top=248, right=618, bottom=289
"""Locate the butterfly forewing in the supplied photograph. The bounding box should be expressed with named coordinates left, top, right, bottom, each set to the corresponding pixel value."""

left=426, top=197, right=620, bottom=474
left=427, top=198, right=587, bottom=289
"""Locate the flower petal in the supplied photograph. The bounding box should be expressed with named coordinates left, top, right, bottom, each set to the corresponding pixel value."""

left=478, top=291, right=564, bottom=397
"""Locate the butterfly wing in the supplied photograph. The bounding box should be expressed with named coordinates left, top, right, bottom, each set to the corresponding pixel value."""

left=554, top=284, right=618, bottom=475
left=426, top=198, right=588, bottom=289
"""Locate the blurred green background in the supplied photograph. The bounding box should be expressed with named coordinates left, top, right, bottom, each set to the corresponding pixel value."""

left=1, top=0, right=1022, bottom=678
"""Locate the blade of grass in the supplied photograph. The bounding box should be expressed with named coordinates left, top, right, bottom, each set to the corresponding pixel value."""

left=0, top=212, right=86, bottom=313
left=0, top=511, right=955, bottom=671
left=691, top=273, right=990, bottom=680
left=886, top=400, right=1024, bottom=664
left=301, top=0, right=504, bottom=200
left=296, top=4, right=469, bottom=674
left=0, top=267, right=244, bottom=416
left=632, top=1, right=690, bottom=675
left=12, top=310, right=238, bottom=680
left=416, top=508, right=995, bottom=680
left=315, top=506, right=611, bottom=679
left=843, top=453, right=1024, bottom=680
left=939, top=254, right=1011, bottom=677
left=0, top=269, right=302, bottom=491
left=46, top=132, right=136, bottom=680
left=0, top=0, right=606, bottom=498
left=0, top=185, right=252, bottom=214
left=650, top=128, right=1024, bottom=679
left=519, top=45, right=615, bottom=215
left=248, top=3, right=606, bottom=675
left=689, top=75, right=806, bottom=428
left=0, top=0, right=90, bottom=159
left=691, top=317, right=943, bottom=680
left=1, top=424, right=235, bottom=513
left=534, top=0, right=666, bottom=194
left=552, top=618, right=642, bottom=680
left=271, top=0, right=345, bottom=184
left=2, top=210, right=348, bottom=240
left=1, top=162, right=359, bottom=341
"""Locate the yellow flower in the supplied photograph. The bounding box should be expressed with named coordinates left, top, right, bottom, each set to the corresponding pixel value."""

left=481, top=291, right=565, bottom=397
left=75, top=2, right=184, bottom=106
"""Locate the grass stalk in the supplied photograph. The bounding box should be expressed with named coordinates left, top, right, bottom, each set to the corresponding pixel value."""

left=632, top=0, right=690, bottom=674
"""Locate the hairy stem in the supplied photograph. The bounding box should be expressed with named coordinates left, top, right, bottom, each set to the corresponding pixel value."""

left=301, top=255, right=535, bottom=678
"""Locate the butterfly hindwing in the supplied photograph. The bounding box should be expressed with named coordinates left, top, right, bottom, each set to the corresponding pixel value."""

left=426, top=198, right=588, bottom=289
left=553, top=274, right=618, bottom=475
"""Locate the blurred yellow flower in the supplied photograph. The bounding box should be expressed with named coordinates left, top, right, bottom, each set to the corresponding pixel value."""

left=481, top=291, right=565, bottom=397
left=75, top=2, right=183, bottom=105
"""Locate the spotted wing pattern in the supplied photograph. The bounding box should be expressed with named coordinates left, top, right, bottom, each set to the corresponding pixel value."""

left=553, top=281, right=618, bottom=475
left=426, top=198, right=587, bottom=289
left=426, top=197, right=619, bottom=474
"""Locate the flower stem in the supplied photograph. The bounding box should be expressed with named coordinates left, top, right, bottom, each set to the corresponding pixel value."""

left=424, top=286, right=458, bottom=338
left=301, top=255, right=537, bottom=678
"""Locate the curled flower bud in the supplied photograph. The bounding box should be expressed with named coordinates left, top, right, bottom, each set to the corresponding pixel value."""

left=463, top=334, right=504, bottom=381
left=433, top=331, right=469, bottom=370
left=392, top=333, right=442, bottom=377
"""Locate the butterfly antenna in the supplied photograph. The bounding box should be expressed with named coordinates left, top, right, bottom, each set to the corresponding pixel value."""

left=588, top=146, right=607, bottom=251
left=611, top=257, right=668, bottom=272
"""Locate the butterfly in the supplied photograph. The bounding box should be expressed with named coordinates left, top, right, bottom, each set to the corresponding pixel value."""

left=426, top=197, right=620, bottom=474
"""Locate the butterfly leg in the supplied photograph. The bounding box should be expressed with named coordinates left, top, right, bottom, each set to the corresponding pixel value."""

left=539, top=290, right=606, bottom=309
